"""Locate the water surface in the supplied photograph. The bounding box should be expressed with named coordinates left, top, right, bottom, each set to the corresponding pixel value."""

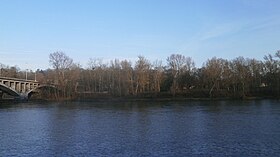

left=0, top=100, right=279, bottom=156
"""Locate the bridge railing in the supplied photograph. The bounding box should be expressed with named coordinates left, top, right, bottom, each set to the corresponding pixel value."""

left=0, top=76, right=38, bottom=83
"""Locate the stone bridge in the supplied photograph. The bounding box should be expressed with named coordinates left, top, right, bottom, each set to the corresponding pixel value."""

left=0, top=77, right=53, bottom=100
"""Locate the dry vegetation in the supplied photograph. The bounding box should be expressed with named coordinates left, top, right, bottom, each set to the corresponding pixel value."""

left=1, top=51, right=280, bottom=100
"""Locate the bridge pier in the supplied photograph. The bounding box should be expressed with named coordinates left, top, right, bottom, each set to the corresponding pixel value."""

left=0, top=91, right=3, bottom=99
left=19, top=93, right=28, bottom=100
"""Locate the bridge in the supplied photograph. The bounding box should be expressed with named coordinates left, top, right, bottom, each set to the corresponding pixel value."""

left=0, top=77, right=52, bottom=100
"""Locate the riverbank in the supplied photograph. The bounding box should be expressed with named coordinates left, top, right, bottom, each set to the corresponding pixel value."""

left=75, top=96, right=280, bottom=103
left=2, top=93, right=279, bottom=103
left=27, top=95, right=278, bottom=103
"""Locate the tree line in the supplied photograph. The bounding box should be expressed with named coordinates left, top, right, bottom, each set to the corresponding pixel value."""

left=1, top=51, right=280, bottom=100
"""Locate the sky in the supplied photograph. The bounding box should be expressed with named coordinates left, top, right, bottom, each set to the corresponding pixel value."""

left=0, top=0, right=280, bottom=70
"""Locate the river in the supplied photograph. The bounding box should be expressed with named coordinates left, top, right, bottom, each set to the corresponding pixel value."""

left=0, top=100, right=279, bottom=156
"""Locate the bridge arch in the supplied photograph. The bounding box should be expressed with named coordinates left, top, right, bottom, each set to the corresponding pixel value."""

left=0, top=83, right=21, bottom=97
left=27, top=85, right=58, bottom=99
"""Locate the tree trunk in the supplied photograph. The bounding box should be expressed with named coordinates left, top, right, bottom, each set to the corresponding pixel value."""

left=242, top=82, right=245, bottom=98
left=209, top=81, right=216, bottom=98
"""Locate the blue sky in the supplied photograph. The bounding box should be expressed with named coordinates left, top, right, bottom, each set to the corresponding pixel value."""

left=0, top=0, right=280, bottom=70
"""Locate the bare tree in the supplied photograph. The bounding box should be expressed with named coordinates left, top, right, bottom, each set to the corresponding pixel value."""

left=167, top=54, right=195, bottom=96
left=151, top=60, right=164, bottom=93
left=49, top=51, right=74, bottom=99
left=121, top=60, right=134, bottom=96
left=203, top=57, right=227, bottom=97
left=263, top=51, right=280, bottom=97
left=134, top=56, right=151, bottom=94
left=49, top=51, right=73, bottom=70
left=230, top=57, right=251, bottom=98
left=109, top=59, right=122, bottom=96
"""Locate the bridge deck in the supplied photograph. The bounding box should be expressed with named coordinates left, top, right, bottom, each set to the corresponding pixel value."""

left=0, top=77, right=38, bottom=83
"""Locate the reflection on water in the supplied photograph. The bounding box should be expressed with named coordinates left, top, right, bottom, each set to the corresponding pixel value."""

left=0, top=100, right=280, bottom=156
